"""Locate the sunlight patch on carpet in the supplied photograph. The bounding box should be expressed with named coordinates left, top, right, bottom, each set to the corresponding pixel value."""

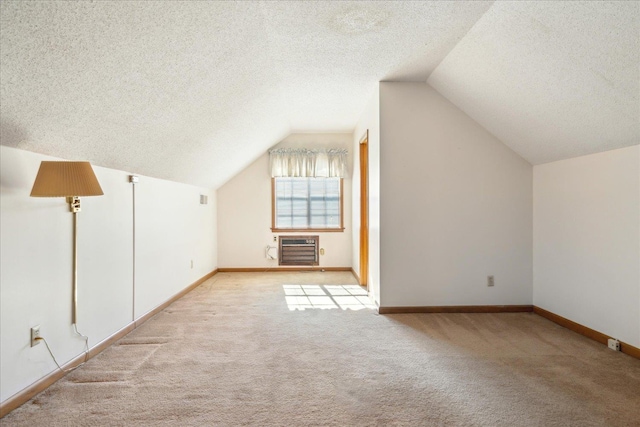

left=283, top=284, right=375, bottom=311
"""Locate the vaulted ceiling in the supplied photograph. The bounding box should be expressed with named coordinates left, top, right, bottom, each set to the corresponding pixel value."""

left=1, top=1, right=637, bottom=188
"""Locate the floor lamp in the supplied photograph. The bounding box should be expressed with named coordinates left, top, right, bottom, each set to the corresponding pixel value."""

left=30, top=161, right=104, bottom=325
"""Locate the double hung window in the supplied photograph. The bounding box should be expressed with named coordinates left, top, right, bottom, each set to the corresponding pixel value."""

left=272, top=177, right=343, bottom=231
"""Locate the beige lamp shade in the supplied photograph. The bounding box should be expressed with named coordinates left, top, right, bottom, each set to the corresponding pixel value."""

left=30, top=161, right=104, bottom=197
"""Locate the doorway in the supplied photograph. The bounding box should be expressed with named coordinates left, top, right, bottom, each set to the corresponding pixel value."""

left=359, top=130, right=369, bottom=289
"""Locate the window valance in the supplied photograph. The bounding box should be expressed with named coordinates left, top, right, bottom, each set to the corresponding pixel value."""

left=269, top=148, right=348, bottom=178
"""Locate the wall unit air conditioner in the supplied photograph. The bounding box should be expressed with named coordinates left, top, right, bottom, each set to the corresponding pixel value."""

left=279, top=236, right=319, bottom=266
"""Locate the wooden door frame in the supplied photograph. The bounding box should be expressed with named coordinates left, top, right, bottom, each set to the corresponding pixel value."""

left=359, top=130, right=369, bottom=289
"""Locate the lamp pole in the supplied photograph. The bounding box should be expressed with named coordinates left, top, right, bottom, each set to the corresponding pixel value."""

left=68, top=196, right=81, bottom=325
left=72, top=211, right=78, bottom=324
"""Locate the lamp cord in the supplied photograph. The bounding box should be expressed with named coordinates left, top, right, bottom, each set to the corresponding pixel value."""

left=37, top=337, right=63, bottom=372
left=37, top=325, right=90, bottom=375
left=73, top=323, right=90, bottom=364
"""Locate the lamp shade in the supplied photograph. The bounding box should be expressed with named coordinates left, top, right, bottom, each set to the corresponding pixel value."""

left=30, top=161, right=104, bottom=197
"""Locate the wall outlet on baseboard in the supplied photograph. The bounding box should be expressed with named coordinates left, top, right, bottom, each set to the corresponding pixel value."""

left=31, top=325, right=41, bottom=347
left=487, top=275, right=495, bottom=287
left=607, top=338, right=620, bottom=351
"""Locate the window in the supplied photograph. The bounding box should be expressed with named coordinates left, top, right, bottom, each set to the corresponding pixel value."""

left=272, top=177, right=343, bottom=231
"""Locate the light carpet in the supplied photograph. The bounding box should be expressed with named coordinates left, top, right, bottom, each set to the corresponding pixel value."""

left=2, top=272, right=639, bottom=426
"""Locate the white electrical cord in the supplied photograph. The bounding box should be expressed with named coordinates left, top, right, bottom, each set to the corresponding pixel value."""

left=37, top=337, right=63, bottom=371
left=37, top=329, right=89, bottom=375
left=266, top=245, right=277, bottom=260
left=73, top=323, right=90, bottom=364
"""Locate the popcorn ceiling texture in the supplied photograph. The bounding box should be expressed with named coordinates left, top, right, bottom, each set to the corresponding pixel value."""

left=428, top=1, right=640, bottom=165
left=0, top=1, right=637, bottom=187
left=0, top=1, right=489, bottom=188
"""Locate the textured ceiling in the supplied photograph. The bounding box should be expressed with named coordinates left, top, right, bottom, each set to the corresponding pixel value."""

left=428, top=1, right=639, bottom=165
left=1, top=1, right=638, bottom=188
left=0, top=1, right=490, bottom=188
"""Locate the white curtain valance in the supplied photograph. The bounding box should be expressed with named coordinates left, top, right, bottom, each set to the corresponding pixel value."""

left=269, top=148, right=348, bottom=178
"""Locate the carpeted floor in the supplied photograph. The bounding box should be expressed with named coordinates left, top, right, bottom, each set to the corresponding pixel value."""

left=2, top=272, right=640, bottom=426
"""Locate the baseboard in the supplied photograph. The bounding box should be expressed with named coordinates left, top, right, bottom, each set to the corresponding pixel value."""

left=0, top=269, right=218, bottom=418
left=0, top=320, right=136, bottom=418
left=533, top=306, right=640, bottom=360
left=87, top=323, right=137, bottom=360
left=378, top=305, right=534, bottom=314
left=217, top=267, right=352, bottom=273
left=350, top=268, right=360, bottom=283
left=135, top=269, right=218, bottom=327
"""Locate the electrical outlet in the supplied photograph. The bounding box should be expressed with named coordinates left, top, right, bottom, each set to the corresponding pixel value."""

left=607, top=338, right=620, bottom=351
left=31, top=325, right=41, bottom=347
left=320, top=248, right=325, bottom=255
left=273, top=236, right=277, bottom=242
left=487, top=275, right=495, bottom=287
left=190, top=260, right=194, bottom=269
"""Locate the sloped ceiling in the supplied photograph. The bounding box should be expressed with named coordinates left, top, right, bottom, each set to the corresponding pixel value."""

left=428, top=1, right=639, bottom=165
left=1, top=1, right=638, bottom=188
left=0, top=1, right=491, bottom=188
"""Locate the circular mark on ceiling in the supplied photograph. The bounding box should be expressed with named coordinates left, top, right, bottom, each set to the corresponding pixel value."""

left=329, top=7, right=391, bottom=35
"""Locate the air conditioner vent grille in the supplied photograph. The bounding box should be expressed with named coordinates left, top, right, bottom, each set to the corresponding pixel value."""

left=279, top=235, right=319, bottom=266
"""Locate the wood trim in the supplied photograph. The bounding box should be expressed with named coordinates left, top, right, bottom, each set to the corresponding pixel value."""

left=0, top=323, right=131, bottom=418
left=378, top=305, right=534, bottom=314
left=135, top=269, right=218, bottom=327
left=359, top=130, right=369, bottom=145
left=350, top=268, right=360, bottom=284
left=271, top=228, right=345, bottom=233
left=533, top=306, right=640, bottom=360
left=88, top=323, right=136, bottom=359
left=533, top=306, right=608, bottom=344
left=271, top=177, right=345, bottom=232
left=271, top=178, right=276, bottom=230
left=339, top=177, right=344, bottom=231
left=359, top=130, right=369, bottom=289
left=623, top=342, right=640, bottom=359
left=0, top=269, right=218, bottom=418
left=218, top=267, right=352, bottom=273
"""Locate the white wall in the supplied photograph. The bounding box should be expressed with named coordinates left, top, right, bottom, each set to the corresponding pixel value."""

left=135, top=176, right=217, bottom=316
left=217, top=133, right=352, bottom=268
left=378, top=82, right=533, bottom=307
left=0, top=146, right=217, bottom=403
left=533, top=146, right=640, bottom=348
left=352, top=86, right=381, bottom=304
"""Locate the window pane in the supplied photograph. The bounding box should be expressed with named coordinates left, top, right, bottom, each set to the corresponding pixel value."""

left=275, top=177, right=341, bottom=229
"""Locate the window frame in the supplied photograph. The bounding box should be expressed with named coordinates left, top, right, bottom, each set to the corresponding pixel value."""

left=271, top=177, right=344, bottom=233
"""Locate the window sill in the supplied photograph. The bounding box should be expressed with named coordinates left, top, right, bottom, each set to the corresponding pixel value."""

left=271, top=228, right=345, bottom=233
